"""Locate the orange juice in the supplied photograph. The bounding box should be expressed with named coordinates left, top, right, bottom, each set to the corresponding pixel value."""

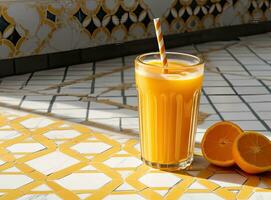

left=135, top=52, right=204, bottom=170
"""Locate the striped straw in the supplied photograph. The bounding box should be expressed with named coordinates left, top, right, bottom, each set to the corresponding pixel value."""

left=153, top=18, right=168, bottom=73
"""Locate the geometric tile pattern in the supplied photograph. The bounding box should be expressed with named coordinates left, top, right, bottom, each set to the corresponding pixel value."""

left=1, top=0, right=271, bottom=59
left=0, top=108, right=270, bottom=199
left=1, top=33, right=271, bottom=147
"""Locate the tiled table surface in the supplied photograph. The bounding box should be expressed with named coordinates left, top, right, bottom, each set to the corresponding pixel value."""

left=0, top=107, right=270, bottom=200
left=0, top=32, right=270, bottom=199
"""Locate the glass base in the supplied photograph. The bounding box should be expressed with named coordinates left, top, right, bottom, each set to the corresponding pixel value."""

left=141, top=156, right=193, bottom=171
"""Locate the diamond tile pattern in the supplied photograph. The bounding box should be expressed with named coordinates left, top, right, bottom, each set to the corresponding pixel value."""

left=0, top=33, right=270, bottom=198
left=0, top=108, right=269, bottom=199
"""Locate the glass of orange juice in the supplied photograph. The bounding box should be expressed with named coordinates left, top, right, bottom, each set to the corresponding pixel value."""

left=135, top=52, right=204, bottom=171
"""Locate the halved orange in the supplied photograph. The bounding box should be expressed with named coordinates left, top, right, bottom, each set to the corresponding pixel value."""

left=201, top=121, right=243, bottom=167
left=232, top=132, right=271, bottom=174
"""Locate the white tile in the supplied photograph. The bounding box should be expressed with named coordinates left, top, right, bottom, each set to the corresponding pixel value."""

left=51, top=109, right=87, bottom=118
left=214, top=103, right=250, bottom=112
left=180, top=193, right=224, bottom=200
left=68, top=81, right=92, bottom=88
left=250, top=70, right=271, bottom=76
left=258, top=112, right=271, bottom=120
left=200, top=95, right=208, bottom=104
left=204, top=87, right=235, bottom=95
left=95, top=77, right=121, bottom=87
left=0, top=101, right=21, bottom=106
left=90, top=98, right=123, bottom=109
left=203, top=80, right=229, bottom=87
left=245, top=64, right=271, bottom=70
left=65, top=75, right=90, bottom=80
left=55, top=96, right=80, bottom=101
left=20, top=117, right=55, bottom=129
left=52, top=101, right=88, bottom=109
left=0, top=130, right=20, bottom=140
left=89, top=118, right=120, bottom=128
left=31, top=75, right=63, bottom=80
left=56, top=173, right=111, bottom=190
left=104, top=157, right=142, bottom=168
left=27, top=80, right=61, bottom=85
left=21, top=101, right=51, bottom=110
left=2, top=167, right=20, bottom=172
left=238, top=57, right=265, bottom=65
left=34, top=69, right=65, bottom=76
left=224, top=71, right=250, bottom=80
left=229, top=79, right=262, bottom=86
left=24, top=95, right=53, bottom=101
left=234, top=87, right=269, bottom=95
left=88, top=109, right=138, bottom=119
left=242, top=95, right=271, bottom=102
left=139, top=173, right=181, bottom=187
left=26, top=151, right=79, bottom=175
left=60, top=88, right=91, bottom=94
left=17, top=194, right=62, bottom=200
left=203, top=74, right=224, bottom=81
left=71, top=142, right=111, bottom=154
left=0, top=95, right=23, bottom=102
left=250, top=102, right=271, bottom=111
left=209, top=95, right=242, bottom=103
left=221, top=112, right=257, bottom=120
left=235, top=121, right=266, bottom=131
left=24, top=85, right=57, bottom=93
left=199, top=104, right=216, bottom=114
left=44, top=130, right=81, bottom=139
left=104, top=194, right=145, bottom=200
left=7, top=143, right=45, bottom=153
left=0, top=174, right=32, bottom=189
left=93, top=88, right=122, bottom=96
left=249, top=192, right=271, bottom=200
left=121, top=118, right=139, bottom=130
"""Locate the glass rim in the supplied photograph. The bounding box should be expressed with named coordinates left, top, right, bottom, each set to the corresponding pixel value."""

left=135, top=52, right=204, bottom=68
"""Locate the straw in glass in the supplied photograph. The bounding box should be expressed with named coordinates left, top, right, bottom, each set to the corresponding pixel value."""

left=153, top=18, right=168, bottom=73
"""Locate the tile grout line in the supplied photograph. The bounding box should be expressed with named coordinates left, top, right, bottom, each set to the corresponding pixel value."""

left=18, top=72, right=34, bottom=108
left=119, top=57, right=127, bottom=131
left=244, top=45, right=271, bottom=94
left=216, top=66, right=271, bottom=132
left=226, top=48, right=271, bottom=94
left=86, top=62, right=95, bottom=121
left=245, top=45, right=271, bottom=67
left=47, top=67, right=69, bottom=113
left=194, top=44, right=224, bottom=121
left=201, top=89, right=224, bottom=121
left=121, top=57, right=127, bottom=105
left=226, top=47, right=271, bottom=130
left=90, top=62, right=96, bottom=94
